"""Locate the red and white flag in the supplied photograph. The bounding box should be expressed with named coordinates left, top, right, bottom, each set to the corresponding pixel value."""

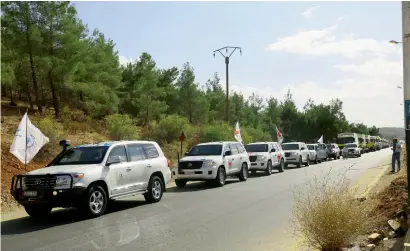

left=276, top=125, right=284, bottom=144
left=234, top=121, right=243, bottom=143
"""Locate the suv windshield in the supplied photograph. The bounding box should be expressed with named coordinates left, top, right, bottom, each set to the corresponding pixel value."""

left=282, top=144, right=300, bottom=151
left=307, top=145, right=315, bottom=150
left=53, top=146, right=109, bottom=166
left=336, top=137, right=355, bottom=144
left=187, top=144, right=222, bottom=156
left=345, top=144, right=357, bottom=148
left=245, top=144, right=268, bottom=152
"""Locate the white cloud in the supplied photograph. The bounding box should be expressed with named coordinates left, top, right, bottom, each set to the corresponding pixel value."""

left=119, top=55, right=141, bottom=66
left=301, top=6, right=320, bottom=18
left=266, top=25, right=400, bottom=59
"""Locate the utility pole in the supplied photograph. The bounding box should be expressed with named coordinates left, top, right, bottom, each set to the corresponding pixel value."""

left=402, top=1, right=410, bottom=204
left=213, top=46, right=242, bottom=123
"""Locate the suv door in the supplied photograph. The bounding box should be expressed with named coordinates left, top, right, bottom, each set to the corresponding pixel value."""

left=106, top=145, right=130, bottom=196
left=141, top=143, right=162, bottom=187
left=229, top=143, right=241, bottom=172
left=223, top=144, right=235, bottom=173
left=236, top=143, right=247, bottom=164
left=301, top=144, right=308, bottom=161
left=271, top=143, right=280, bottom=166
left=126, top=143, right=149, bottom=191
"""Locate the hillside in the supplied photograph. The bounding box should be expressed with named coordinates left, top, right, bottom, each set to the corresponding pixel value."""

left=379, top=127, right=405, bottom=140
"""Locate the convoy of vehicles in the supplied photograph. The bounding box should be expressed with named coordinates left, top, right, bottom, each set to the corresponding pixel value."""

left=10, top=133, right=390, bottom=219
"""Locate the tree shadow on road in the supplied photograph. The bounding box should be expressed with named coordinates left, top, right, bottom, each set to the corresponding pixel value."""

left=1, top=200, right=147, bottom=236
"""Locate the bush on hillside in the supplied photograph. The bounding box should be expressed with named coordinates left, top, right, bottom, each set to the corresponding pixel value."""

left=241, top=126, right=272, bottom=144
left=292, top=172, right=374, bottom=251
left=104, top=114, right=139, bottom=140
left=199, top=122, right=233, bottom=142
left=150, top=114, right=190, bottom=144
left=37, top=116, right=67, bottom=159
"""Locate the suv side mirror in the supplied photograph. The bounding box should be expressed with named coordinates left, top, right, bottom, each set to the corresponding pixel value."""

left=270, top=149, right=275, bottom=153
left=301, top=147, right=305, bottom=150
left=107, top=156, right=121, bottom=166
left=185, top=152, right=189, bottom=156
left=224, top=151, right=232, bottom=156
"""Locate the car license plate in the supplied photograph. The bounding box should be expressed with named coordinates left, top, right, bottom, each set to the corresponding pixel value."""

left=24, top=191, right=37, bottom=197
left=184, top=170, right=194, bottom=175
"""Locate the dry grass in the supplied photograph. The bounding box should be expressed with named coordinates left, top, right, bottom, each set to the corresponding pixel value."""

left=292, top=169, right=376, bottom=251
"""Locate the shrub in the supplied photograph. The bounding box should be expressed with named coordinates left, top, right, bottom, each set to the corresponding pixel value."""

left=242, top=126, right=272, bottom=144
left=37, top=116, right=67, bottom=159
left=104, top=114, right=139, bottom=140
left=292, top=171, right=373, bottom=251
left=150, top=115, right=190, bottom=144
left=199, top=122, right=233, bottom=142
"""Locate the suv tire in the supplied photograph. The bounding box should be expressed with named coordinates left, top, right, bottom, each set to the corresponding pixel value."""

left=144, top=175, right=164, bottom=203
left=304, top=157, right=310, bottom=167
left=278, top=158, right=285, bottom=172
left=297, top=157, right=302, bottom=168
left=238, top=163, right=248, bottom=181
left=265, top=161, right=272, bottom=176
left=175, top=179, right=187, bottom=188
left=84, top=185, right=108, bottom=217
left=314, top=156, right=318, bottom=164
left=24, top=205, right=52, bottom=218
left=214, top=167, right=226, bottom=187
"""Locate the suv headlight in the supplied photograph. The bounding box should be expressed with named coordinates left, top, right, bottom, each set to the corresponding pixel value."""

left=202, top=160, right=216, bottom=168
left=257, top=155, right=266, bottom=161
left=55, top=173, right=84, bottom=188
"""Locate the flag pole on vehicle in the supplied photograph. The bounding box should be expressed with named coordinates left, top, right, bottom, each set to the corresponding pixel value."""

left=24, top=108, right=28, bottom=170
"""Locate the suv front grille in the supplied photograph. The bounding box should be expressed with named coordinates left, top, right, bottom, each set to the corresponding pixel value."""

left=249, top=156, right=257, bottom=162
left=285, top=152, right=291, bottom=157
left=23, top=175, right=56, bottom=189
left=180, top=161, right=203, bottom=169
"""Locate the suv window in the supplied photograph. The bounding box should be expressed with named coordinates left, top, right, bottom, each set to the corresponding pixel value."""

left=236, top=143, right=245, bottom=153
left=127, top=144, right=146, bottom=161
left=109, top=145, right=127, bottom=162
left=142, top=144, right=159, bottom=159
left=230, top=143, right=239, bottom=155
left=273, top=143, right=279, bottom=152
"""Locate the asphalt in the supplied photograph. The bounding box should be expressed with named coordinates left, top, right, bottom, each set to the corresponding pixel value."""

left=1, top=149, right=392, bottom=251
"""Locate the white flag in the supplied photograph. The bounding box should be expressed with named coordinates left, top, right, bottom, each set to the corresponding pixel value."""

left=276, top=125, right=284, bottom=144
left=318, top=135, right=323, bottom=144
left=10, top=112, right=50, bottom=164
left=234, top=121, right=243, bottom=143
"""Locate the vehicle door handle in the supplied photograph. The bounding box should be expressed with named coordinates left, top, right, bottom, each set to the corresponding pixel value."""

left=240, top=157, right=243, bottom=159
left=147, top=164, right=152, bottom=168
left=126, top=167, right=132, bottom=172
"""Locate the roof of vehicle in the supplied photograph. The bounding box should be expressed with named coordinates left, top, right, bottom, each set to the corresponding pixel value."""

left=195, top=141, right=240, bottom=146
left=282, top=142, right=304, bottom=144
left=74, top=140, right=157, bottom=148
left=306, top=143, right=318, bottom=146
left=246, top=142, right=277, bottom=145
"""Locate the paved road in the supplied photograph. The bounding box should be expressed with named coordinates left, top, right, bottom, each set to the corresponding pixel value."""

left=1, top=149, right=391, bottom=251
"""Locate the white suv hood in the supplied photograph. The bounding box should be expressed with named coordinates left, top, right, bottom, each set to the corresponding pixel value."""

left=180, top=156, right=221, bottom=162
left=28, top=164, right=100, bottom=175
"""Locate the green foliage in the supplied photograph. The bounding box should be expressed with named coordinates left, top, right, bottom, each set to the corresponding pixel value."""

left=104, top=114, right=139, bottom=140
left=38, top=116, right=67, bottom=143
left=1, top=1, right=382, bottom=148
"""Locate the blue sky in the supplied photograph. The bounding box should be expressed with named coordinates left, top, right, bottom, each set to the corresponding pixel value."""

left=74, top=1, right=403, bottom=128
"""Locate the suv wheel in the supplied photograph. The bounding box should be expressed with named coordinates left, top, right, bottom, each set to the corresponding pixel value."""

left=24, top=205, right=52, bottom=218
left=278, top=158, right=285, bottom=172
left=215, top=167, right=226, bottom=187
left=314, top=156, right=318, bottom=164
left=238, top=163, right=248, bottom=181
left=144, top=176, right=164, bottom=203
left=265, top=161, right=272, bottom=175
left=337, top=153, right=341, bottom=159
left=305, top=157, right=310, bottom=167
left=84, top=185, right=108, bottom=217
left=175, top=179, right=187, bottom=188
left=297, top=157, right=302, bottom=168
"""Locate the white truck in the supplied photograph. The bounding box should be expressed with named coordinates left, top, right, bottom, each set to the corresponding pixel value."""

left=337, top=132, right=359, bottom=150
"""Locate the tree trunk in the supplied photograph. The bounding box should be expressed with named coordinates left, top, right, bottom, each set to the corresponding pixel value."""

left=26, top=24, right=42, bottom=114
left=26, top=81, right=34, bottom=109
left=49, top=71, right=60, bottom=118
left=1, top=85, right=6, bottom=97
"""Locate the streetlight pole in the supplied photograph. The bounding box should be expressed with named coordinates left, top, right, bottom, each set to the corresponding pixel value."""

left=213, top=46, right=242, bottom=123
left=402, top=1, right=410, bottom=204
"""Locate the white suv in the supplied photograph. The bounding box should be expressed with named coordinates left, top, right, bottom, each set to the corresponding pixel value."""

left=281, top=142, right=310, bottom=168
left=245, top=142, right=285, bottom=175
left=10, top=140, right=172, bottom=218
left=172, top=141, right=250, bottom=187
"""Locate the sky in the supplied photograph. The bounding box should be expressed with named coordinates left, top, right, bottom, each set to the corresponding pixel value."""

left=74, top=1, right=403, bottom=128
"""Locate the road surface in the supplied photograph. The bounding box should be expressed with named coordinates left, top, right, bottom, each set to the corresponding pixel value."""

left=1, top=149, right=391, bottom=251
